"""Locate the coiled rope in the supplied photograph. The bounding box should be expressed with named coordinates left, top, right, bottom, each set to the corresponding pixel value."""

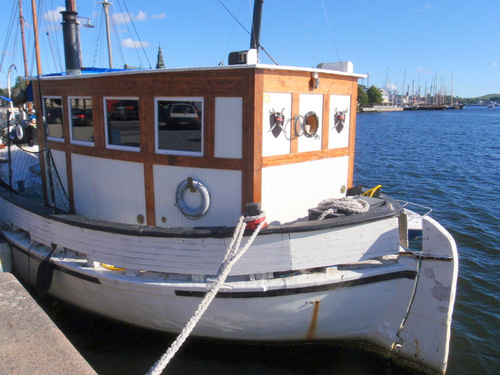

left=317, top=197, right=369, bottom=219
left=146, top=213, right=267, bottom=375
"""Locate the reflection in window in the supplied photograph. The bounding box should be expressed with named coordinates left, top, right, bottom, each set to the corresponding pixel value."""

left=70, top=97, right=93, bottom=144
left=105, top=98, right=140, bottom=149
left=43, top=97, right=63, bottom=138
left=157, top=99, right=202, bottom=155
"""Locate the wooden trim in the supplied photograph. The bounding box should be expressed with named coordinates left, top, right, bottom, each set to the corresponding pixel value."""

left=140, top=95, right=155, bottom=155
left=62, top=95, right=70, bottom=143
left=263, top=69, right=355, bottom=95
left=144, top=163, right=155, bottom=226
left=347, top=81, right=358, bottom=188
left=262, top=147, right=350, bottom=168
left=204, top=96, right=215, bottom=159
left=47, top=141, right=243, bottom=170
left=65, top=151, right=74, bottom=213
left=290, top=93, right=300, bottom=154
left=241, top=70, right=262, bottom=208
left=93, top=96, right=105, bottom=149
left=322, top=94, right=330, bottom=150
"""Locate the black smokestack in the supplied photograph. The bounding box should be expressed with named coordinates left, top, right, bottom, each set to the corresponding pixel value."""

left=61, top=0, right=81, bottom=75
left=250, top=0, right=264, bottom=51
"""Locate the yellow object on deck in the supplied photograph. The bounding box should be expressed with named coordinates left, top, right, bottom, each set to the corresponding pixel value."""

left=362, top=185, right=382, bottom=198
left=100, top=263, right=125, bottom=271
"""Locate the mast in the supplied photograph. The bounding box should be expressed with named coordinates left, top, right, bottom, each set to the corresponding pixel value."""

left=18, top=0, right=30, bottom=78
left=31, top=0, right=42, bottom=76
left=450, top=71, right=454, bottom=106
left=30, top=0, right=49, bottom=206
left=17, top=0, right=32, bottom=113
left=102, top=0, right=113, bottom=68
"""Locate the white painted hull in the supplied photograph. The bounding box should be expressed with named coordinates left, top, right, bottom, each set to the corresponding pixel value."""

left=0, top=193, right=458, bottom=374
left=7, top=235, right=415, bottom=342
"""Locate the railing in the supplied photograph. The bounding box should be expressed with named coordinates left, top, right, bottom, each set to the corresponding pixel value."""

left=396, top=200, right=433, bottom=217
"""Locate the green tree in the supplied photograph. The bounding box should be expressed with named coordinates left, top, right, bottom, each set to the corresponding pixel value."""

left=489, top=96, right=500, bottom=102
left=13, top=76, right=27, bottom=91
left=367, top=85, right=383, bottom=106
left=357, top=85, right=368, bottom=106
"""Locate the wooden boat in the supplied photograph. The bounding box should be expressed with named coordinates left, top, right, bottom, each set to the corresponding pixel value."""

left=0, top=1, right=458, bottom=374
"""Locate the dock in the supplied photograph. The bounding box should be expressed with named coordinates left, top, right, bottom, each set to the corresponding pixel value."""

left=0, top=272, right=97, bottom=375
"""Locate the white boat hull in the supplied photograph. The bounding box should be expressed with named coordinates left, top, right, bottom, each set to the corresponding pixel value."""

left=7, top=234, right=415, bottom=343
left=0, top=193, right=457, bottom=374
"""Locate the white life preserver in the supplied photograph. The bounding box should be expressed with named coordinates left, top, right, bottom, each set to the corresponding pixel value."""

left=15, top=124, right=24, bottom=141
left=175, top=178, right=210, bottom=220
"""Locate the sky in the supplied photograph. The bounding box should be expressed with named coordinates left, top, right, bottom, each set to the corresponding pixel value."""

left=1, top=0, right=498, bottom=98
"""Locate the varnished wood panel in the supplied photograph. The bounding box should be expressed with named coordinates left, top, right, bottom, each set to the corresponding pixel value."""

left=290, top=93, right=300, bottom=154
left=140, top=95, right=155, bottom=155
left=241, top=70, right=261, bottom=208
left=348, top=81, right=358, bottom=188
left=65, top=151, right=74, bottom=212
left=144, top=163, right=155, bottom=226
left=322, top=95, right=330, bottom=150
left=262, top=147, right=350, bottom=168
left=204, top=96, right=215, bottom=159
left=263, top=69, right=356, bottom=96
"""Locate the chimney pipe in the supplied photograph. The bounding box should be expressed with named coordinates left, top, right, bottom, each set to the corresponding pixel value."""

left=250, top=0, right=264, bottom=51
left=61, top=0, right=81, bottom=75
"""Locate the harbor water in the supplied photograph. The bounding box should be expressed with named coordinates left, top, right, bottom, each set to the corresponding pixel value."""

left=36, top=106, right=498, bottom=374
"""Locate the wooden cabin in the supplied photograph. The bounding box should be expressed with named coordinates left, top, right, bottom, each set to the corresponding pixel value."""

left=31, top=65, right=361, bottom=228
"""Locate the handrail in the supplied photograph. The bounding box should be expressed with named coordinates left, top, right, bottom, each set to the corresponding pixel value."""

left=396, top=200, right=433, bottom=217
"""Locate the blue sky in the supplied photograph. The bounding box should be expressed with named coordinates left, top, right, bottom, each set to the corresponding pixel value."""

left=1, top=0, right=498, bottom=98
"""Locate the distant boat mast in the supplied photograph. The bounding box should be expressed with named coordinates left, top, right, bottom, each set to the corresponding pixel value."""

left=102, top=0, right=113, bottom=68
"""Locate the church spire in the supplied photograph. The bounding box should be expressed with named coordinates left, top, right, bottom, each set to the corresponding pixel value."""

left=156, top=45, right=165, bottom=69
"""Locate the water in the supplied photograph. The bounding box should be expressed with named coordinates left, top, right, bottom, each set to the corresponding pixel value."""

left=354, top=106, right=500, bottom=375
left=38, top=106, right=499, bottom=374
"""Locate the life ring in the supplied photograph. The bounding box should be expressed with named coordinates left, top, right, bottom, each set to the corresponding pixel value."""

left=15, top=124, right=23, bottom=141
left=175, top=178, right=210, bottom=220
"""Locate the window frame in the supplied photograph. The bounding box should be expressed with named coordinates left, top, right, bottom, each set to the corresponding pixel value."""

left=155, top=96, right=204, bottom=157
left=103, top=96, right=141, bottom=152
left=43, top=96, right=65, bottom=142
left=68, top=96, right=94, bottom=146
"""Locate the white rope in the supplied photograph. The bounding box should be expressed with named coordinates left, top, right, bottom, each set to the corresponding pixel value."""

left=146, top=216, right=266, bottom=375
left=317, top=197, right=369, bottom=219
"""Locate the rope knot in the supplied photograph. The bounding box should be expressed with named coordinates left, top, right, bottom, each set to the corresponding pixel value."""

left=244, top=202, right=267, bottom=230
left=317, top=196, right=370, bottom=219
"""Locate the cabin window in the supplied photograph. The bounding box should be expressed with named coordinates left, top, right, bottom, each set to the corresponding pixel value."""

left=155, top=98, right=203, bottom=156
left=43, top=97, right=64, bottom=140
left=104, top=97, right=140, bottom=150
left=69, top=97, right=94, bottom=145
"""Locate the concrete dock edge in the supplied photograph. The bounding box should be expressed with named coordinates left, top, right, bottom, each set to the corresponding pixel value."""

left=0, top=272, right=97, bottom=375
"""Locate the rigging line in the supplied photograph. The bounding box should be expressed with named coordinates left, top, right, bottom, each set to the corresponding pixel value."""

left=40, top=1, right=63, bottom=73
left=218, top=0, right=278, bottom=65
left=319, top=0, right=342, bottom=64
left=92, top=7, right=105, bottom=67
left=0, top=1, right=19, bottom=72
left=108, top=4, right=126, bottom=68
left=218, top=0, right=251, bottom=36
left=121, top=0, right=151, bottom=68
left=220, top=0, right=245, bottom=64
left=116, top=0, right=143, bottom=68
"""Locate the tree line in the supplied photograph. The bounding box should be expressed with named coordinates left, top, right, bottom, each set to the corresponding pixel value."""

left=357, top=85, right=382, bottom=107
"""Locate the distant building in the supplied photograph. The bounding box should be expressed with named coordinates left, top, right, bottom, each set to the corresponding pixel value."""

left=156, top=45, right=165, bottom=69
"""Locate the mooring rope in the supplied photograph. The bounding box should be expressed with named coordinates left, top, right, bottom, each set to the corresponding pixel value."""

left=146, top=214, right=266, bottom=375
left=317, top=196, right=369, bottom=219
